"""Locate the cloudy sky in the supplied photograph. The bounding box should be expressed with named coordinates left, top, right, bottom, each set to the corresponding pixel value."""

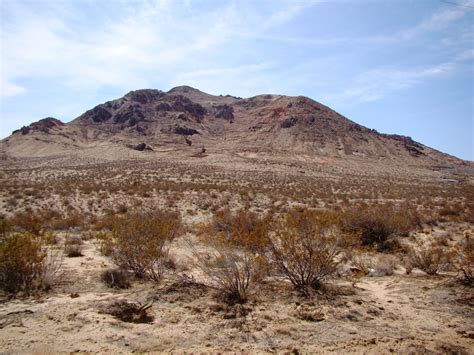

left=1, top=0, right=473, bottom=159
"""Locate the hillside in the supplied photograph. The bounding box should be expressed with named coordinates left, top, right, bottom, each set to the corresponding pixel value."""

left=0, top=86, right=471, bottom=179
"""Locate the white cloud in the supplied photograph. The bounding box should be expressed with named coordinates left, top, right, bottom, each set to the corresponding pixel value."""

left=0, top=0, right=308, bottom=99
left=326, top=63, right=455, bottom=103
left=0, top=79, right=26, bottom=98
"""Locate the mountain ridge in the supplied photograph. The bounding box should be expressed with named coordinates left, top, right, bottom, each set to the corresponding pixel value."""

left=1, top=86, right=471, bottom=177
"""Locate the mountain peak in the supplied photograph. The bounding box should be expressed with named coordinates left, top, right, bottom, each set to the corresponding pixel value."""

left=168, top=85, right=202, bottom=94
left=1, top=85, right=469, bottom=172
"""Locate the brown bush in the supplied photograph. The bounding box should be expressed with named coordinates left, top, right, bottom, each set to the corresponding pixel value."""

left=110, top=211, right=181, bottom=281
left=453, top=236, right=473, bottom=285
left=95, top=232, right=114, bottom=256
left=0, top=232, right=46, bottom=294
left=194, top=237, right=267, bottom=304
left=10, top=212, right=43, bottom=236
left=101, top=268, right=131, bottom=289
left=339, top=205, right=419, bottom=252
left=407, top=242, right=451, bottom=275
left=209, top=208, right=271, bottom=252
left=0, top=217, right=11, bottom=239
left=269, top=211, right=341, bottom=293
left=64, top=235, right=84, bottom=257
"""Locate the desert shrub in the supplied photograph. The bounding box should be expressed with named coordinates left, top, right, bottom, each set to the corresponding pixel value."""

left=101, top=268, right=131, bottom=289
left=194, top=235, right=267, bottom=304
left=41, top=231, right=60, bottom=245
left=340, top=205, right=419, bottom=252
left=110, top=211, right=181, bottom=281
left=49, top=213, right=85, bottom=230
left=373, top=254, right=397, bottom=276
left=453, top=236, right=473, bottom=285
left=349, top=253, right=372, bottom=275
left=95, top=232, right=114, bottom=256
left=208, top=208, right=271, bottom=252
left=0, top=217, right=11, bottom=239
left=92, top=213, right=117, bottom=231
left=64, top=235, right=84, bottom=257
left=0, top=232, right=46, bottom=294
left=10, top=212, right=43, bottom=235
left=407, top=242, right=451, bottom=275
left=269, top=211, right=341, bottom=293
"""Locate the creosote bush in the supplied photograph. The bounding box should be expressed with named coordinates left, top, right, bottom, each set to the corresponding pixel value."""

left=10, top=212, right=44, bottom=236
left=194, top=234, right=267, bottom=304
left=64, top=235, right=84, bottom=257
left=339, top=205, right=419, bottom=252
left=110, top=211, right=181, bottom=281
left=407, top=242, right=451, bottom=275
left=269, top=210, right=341, bottom=293
left=0, top=232, right=46, bottom=294
left=208, top=208, right=271, bottom=252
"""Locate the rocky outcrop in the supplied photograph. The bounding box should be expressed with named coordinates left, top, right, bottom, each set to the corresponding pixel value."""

left=214, top=104, right=234, bottom=121
left=13, top=117, right=65, bottom=135
left=174, top=126, right=199, bottom=135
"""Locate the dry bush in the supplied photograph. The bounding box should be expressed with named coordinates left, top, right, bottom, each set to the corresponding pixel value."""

left=339, top=205, right=419, bottom=252
left=110, top=211, right=181, bottom=281
left=453, top=236, right=473, bottom=285
left=407, top=242, right=451, bottom=275
left=41, top=231, right=60, bottom=245
left=349, top=253, right=372, bottom=276
left=95, top=232, right=114, bottom=256
left=373, top=254, right=397, bottom=276
left=194, top=237, right=267, bottom=304
left=0, top=232, right=46, bottom=294
left=48, top=213, right=85, bottom=231
left=208, top=208, right=271, bottom=252
left=269, top=211, right=341, bottom=293
left=0, top=217, right=11, bottom=239
left=64, top=235, right=84, bottom=257
left=92, top=213, right=117, bottom=231
left=10, top=212, right=43, bottom=235
left=41, top=247, right=64, bottom=290
left=101, top=268, right=131, bottom=289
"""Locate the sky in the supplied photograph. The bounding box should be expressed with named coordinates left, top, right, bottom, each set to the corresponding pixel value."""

left=0, top=0, right=473, bottom=160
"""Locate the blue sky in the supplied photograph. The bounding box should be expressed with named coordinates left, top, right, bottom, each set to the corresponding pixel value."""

left=1, top=0, right=473, bottom=160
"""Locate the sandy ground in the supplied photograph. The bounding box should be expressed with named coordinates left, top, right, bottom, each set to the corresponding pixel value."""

left=0, top=238, right=472, bottom=354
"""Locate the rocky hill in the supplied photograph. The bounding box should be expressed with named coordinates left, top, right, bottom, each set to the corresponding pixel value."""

left=0, top=86, right=471, bottom=176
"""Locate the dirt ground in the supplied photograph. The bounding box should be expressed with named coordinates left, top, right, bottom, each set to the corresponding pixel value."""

left=0, top=237, right=472, bottom=354
left=0, top=155, right=472, bottom=354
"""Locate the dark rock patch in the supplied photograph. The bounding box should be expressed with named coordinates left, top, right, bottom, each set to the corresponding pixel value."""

left=174, top=126, right=199, bottom=135
left=214, top=104, right=234, bottom=120
left=281, top=117, right=298, bottom=128
left=132, top=143, right=153, bottom=151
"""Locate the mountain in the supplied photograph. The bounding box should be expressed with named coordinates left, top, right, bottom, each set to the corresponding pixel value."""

left=0, top=86, right=471, bottom=177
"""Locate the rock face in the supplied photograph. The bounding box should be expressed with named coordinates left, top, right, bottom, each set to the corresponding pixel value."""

left=0, top=86, right=470, bottom=173
left=12, top=117, right=65, bottom=135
